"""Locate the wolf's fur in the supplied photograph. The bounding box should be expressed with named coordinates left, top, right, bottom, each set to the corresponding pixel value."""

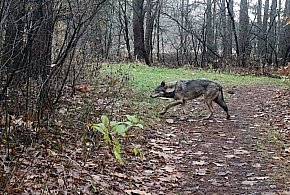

left=150, top=79, right=230, bottom=119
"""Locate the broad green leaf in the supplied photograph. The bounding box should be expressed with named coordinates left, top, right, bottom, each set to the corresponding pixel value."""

left=126, top=115, right=139, bottom=123
left=101, top=115, right=109, bottom=126
left=124, top=121, right=132, bottom=126
left=92, top=123, right=106, bottom=134
left=135, top=123, right=144, bottom=129
left=110, top=121, right=118, bottom=127
left=114, top=124, right=127, bottom=136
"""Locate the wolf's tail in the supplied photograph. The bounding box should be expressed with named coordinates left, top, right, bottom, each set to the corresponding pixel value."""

left=215, top=86, right=229, bottom=113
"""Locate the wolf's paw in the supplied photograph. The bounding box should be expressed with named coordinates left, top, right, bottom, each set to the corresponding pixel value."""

left=159, top=111, right=166, bottom=115
left=203, top=113, right=213, bottom=120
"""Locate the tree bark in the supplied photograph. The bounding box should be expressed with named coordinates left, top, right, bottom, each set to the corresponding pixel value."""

left=239, top=0, right=250, bottom=67
left=29, top=0, right=54, bottom=81
left=279, top=0, right=290, bottom=65
left=133, top=0, right=150, bottom=65
left=268, top=0, right=277, bottom=64
left=1, top=0, right=25, bottom=94
left=205, top=0, right=215, bottom=64
left=257, top=0, right=263, bottom=56
left=226, top=0, right=239, bottom=65
left=261, top=0, right=270, bottom=60
left=145, top=0, right=159, bottom=63
left=119, top=0, right=132, bottom=60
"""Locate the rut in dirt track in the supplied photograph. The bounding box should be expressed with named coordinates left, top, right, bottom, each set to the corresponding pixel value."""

left=144, top=84, right=290, bottom=194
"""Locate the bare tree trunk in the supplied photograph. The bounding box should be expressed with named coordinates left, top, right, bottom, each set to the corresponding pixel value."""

left=179, top=0, right=185, bottom=65
left=156, top=2, right=161, bottom=62
left=1, top=0, right=25, bottom=94
left=268, top=0, right=277, bottom=65
left=29, top=0, right=53, bottom=81
left=119, top=0, right=132, bottom=60
left=279, top=0, right=290, bottom=65
left=276, top=0, right=282, bottom=63
left=261, top=0, right=270, bottom=62
left=145, top=0, right=159, bottom=63
left=256, top=0, right=263, bottom=57
left=226, top=0, right=239, bottom=65
left=221, top=0, right=231, bottom=61
left=239, top=0, right=250, bottom=67
left=205, top=0, right=215, bottom=65
left=133, top=0, right=150, bottom=65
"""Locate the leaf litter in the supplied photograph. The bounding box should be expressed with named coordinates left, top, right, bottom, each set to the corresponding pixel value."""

left=1, top=84, right=290, bottom=194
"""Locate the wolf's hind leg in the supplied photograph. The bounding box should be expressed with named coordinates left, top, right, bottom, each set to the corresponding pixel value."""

left=204, top=100, right=214, bottom=119
left=203, top=86, right=218, bottom=119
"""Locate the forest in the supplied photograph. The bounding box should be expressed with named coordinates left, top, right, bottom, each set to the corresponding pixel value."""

left=0, top=0, right=290, bottom=194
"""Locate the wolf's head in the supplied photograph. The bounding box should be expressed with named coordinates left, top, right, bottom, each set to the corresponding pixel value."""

left=150, top=81, right=175, bottom=98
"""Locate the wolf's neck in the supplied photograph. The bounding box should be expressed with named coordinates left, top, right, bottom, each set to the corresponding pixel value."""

left=164, top=91, right=175, bottom=98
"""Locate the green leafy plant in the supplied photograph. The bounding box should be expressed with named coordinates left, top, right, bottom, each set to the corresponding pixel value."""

left=92, top=115, right=144, bottom=164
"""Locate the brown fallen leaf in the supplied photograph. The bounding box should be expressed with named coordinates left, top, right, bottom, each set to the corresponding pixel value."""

left=248, top=176, right=269, bottom=180
left=165, top=119, right=174, bottom=124
left=208, top=179, right=223, bottom=186
left=224, top=154, right=235, bottom=159
left=234, top=149, right=250, bottom=155
left=161, top=165, right=176, bottom=173
left=252, top=163, right=261, bottom=168
left=280, top=191, right=290, bottom=195
left=195, top=168, right=208, bottom=176
left=125, top=189, right=151, bottom=195
left=193, top=151, right=205, bottom=155
left=272, top=156, right=284, bottom=160
left=241, top=180, right=257, bottom=186
left=91, top=175, right=102, bottom=182
left=216, top=171, right=231, bottom=176
left=58, top=178, right=65, bottom=187
left=192, top=160, right=207, bottom=166
left=113, top=172, right=127, bottom=179
left=212, top=162, right=225, bottom=167
left=158, top=172, right=182, bottom=182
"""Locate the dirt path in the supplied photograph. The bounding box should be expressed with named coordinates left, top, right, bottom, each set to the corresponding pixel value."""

left=1, top=84, right=290, bottom=194
left=136, top=84, right=290, bottom=194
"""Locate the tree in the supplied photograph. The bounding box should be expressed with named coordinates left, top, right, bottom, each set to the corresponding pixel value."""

left=226, top=0, right=240, bottom=65
left=221, top=0, right=227, bottom=58
left=205, top=0, right=215, bottom=64
left=118, top=0, right=132, bottom=60
left=133, top=0, right=150, bottom=65
left=1, top=0, right=25, bottom=94
left=239, top=0, right=250, bottom=67
left=29, top=0, right=54, bottom=80
left=0, top=0, right=108, bottom=122
left=268, top=0, right=278, bottom=64
left=261, top=0, right=270, bottom=61
left=279, top=0, right=290, bottom=65
left=256, top=0, right=263, bottom=57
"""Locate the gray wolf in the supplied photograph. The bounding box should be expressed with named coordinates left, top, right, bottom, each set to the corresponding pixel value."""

left=150, top=79, right=230, bottom=119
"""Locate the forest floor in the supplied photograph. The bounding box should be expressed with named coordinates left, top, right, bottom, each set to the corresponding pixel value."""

left=1, top=84, right=290, bottom=194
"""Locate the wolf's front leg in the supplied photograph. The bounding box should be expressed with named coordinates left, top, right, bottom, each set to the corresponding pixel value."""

left=160, top=99, right=184, bottom=115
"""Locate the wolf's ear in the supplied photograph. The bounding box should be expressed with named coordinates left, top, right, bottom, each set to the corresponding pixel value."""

left=161, top=81, right=165, bottom=87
